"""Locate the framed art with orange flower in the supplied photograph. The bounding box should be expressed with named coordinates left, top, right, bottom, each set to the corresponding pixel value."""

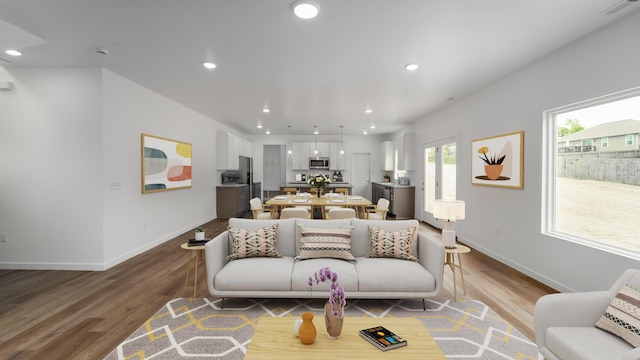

left=141, top=133, right=192, bottom=194
left=471, top=131, right=523, bottom=189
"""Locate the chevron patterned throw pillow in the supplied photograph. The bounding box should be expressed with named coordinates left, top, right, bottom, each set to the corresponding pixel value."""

left=226, top=224, right=282, bottom=260
left=366, top=226, right=417, bottom=261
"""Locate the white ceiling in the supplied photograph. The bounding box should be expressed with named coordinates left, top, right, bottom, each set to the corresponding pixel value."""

left=1, top=0, right=639, bottom=136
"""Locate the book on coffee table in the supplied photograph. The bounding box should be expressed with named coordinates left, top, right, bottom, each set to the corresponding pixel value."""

left=359, top=325, right=408, bottom=351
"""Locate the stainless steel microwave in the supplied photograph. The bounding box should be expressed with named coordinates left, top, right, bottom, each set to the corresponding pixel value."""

left=309, top=157, right=330, bottom=169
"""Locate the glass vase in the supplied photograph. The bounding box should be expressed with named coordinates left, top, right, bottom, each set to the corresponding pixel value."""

left=324, top=301, right=344, bottom=339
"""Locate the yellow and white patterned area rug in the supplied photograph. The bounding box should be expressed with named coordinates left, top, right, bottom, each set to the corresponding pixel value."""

left=104, top=298, right=540, bottom=360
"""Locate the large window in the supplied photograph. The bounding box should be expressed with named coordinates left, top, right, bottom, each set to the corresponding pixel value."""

left=543, top=88, right=640, bottom=257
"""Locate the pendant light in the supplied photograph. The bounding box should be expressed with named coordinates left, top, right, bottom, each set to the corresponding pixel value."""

left=287, top=125, right=293, bottom=156
left=313, top=125, right=319, bottom=158
left=339, top=125, right=345, bottom=156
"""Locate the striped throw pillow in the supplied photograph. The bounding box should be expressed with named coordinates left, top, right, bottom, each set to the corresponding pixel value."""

left=226, top=224, right=282, bottom=260
left=596, top=282, right=640, bottom=347
left=367, top=226, right=418, bottom=261
left=296, top=226, right=355, bottom=262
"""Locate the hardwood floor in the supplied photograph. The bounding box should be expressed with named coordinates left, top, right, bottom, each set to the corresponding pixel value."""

left=0, top=217, right=556, bottom=360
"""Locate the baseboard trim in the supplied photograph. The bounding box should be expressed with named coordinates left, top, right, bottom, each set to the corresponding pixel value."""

left=0, top=215, right=217, bottom=271
left=102, top=215, right=216, bottom=270
left=457, top=235, right=574, bottom=293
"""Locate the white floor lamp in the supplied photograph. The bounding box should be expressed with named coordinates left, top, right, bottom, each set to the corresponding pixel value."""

left=433, top=199, right=465, bottom=249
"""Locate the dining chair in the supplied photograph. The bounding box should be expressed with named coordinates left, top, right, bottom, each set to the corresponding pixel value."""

left=250, top=197, right=275, bottom=219
left=282, top=187, right=297, bottom=195
left=365, top=198, right=390, bottom=220
left=327, top=208, right=356, bottom=219
left=279, top=207, right=311, bottom=219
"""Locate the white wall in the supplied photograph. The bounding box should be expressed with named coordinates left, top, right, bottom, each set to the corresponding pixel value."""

left=0, top=67, right=229, bottom=270
left=0, top=67, right=104, bottom=269
left=403, top=10, right=640, bottom=292
left=101, top=69, right=220, bottom=268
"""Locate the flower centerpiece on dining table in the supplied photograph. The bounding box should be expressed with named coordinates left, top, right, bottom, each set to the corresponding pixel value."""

left=307, top=173, right=331, bottom=197
left=308, top=267, right=345, bottom=338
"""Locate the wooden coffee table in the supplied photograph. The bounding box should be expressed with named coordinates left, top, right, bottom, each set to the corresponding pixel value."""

left=244, top=316, right=445, bottom=359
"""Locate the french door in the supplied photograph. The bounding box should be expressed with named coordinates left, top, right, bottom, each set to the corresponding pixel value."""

left=421, top=136, right=458, bottom=227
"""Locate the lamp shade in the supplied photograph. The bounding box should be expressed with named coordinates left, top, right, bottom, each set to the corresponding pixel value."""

left=433, top=199, right=465, bottom=221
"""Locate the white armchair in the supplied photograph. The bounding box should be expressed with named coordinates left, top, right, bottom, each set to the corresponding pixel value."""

left=534, top=269, right=640, bottom=360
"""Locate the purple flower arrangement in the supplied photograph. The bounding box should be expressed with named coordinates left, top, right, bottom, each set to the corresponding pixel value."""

left=308, top=267, right=346, bottom=318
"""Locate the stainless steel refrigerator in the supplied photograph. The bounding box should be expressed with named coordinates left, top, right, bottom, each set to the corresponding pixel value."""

left=238, top=155, right=254, bottom=199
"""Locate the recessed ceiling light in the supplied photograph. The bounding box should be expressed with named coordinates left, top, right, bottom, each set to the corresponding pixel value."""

left=5, top=50, right=21, bottom=56
left=370, top=123, right=376, bottom=129
left=265, top=129, right=271, bottom=135
left=362, top=129, right=368, bottom=135
left=365, top=108, right=372, bottom=114
left=405, top=63, right=419, bottom=71
left=257, top=122, right=263, bottom=129
left=292, top=0, right=320, bottom=19
left=203, top=62, right=216, bottom=69
left=262, top=107, right=270, bottom=113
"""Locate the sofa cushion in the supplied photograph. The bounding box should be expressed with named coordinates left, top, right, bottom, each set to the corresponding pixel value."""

left=228, top=218, right=297, bottom=257
left=350, top=219, right=419, bottom=257
left=215, top=256, right=295, bottom=291
left=356, top=257, right=436, bottom=292
left=546, top=326, right=633, bottom=360
left=295, top=225, right=356, bottom=262
left=366, top=225, right=418, bottom=261
left=226, top=224, right=282, bottom=260
left=291, top=258, right=358, bottom=292
left=596, top=282, right=640, bottom=347
left=293, top=218, right=352, bottom=254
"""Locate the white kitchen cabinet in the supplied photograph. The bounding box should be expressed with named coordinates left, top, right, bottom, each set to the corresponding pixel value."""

left=329, top=142, right=347, bottom=170
left=309, top=142, right=330, bottom=158
left=395, top=133, right=414, bottom=170
left=291, top=142, right=310, bottom=170
left=217, top=131, right=252, bottom=170
left=380, top=141, right=394, bottom=171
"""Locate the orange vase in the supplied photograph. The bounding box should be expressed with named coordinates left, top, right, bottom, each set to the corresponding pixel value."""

left=298, top=312, right=316, bottom=345
left=484, top=164, right=503, bottom=180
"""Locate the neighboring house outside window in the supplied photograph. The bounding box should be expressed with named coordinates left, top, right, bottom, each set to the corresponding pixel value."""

left=545, top=90, right=640, bottom=259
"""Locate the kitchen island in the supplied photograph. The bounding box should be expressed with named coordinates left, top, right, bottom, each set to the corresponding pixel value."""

left=371, top=182, right=415, bottom=219
left=281, top=182, right=352, bottom=194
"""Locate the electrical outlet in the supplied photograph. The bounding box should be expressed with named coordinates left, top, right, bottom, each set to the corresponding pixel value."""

left=0, top=233, right=7, bottom=242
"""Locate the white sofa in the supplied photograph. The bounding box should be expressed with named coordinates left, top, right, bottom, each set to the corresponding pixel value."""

left=204, top=218, right=444, bottom=306
left=534, top=269, right=640, bottom=360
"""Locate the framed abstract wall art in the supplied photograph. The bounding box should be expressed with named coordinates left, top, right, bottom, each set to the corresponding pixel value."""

left=141, top=133, right=192, bottom=193
left=471, top=131, right=524, bottom=189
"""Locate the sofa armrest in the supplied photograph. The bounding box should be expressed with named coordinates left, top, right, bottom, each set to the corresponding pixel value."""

left=204, top=231, right=230, bottom=295
left=534, top=290, right=612, bottom=349
left=417, top=231, right=445, bottom=295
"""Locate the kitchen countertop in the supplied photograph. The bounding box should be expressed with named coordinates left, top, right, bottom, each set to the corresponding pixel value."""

left=284, top=182, right=351, bottom=187
left=217, top=183, right=249, bottom=187
left=372, top=181, right=415, bottom=188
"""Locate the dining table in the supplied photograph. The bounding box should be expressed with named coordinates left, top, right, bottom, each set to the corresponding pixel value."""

left=265, top=193, right=373, bottom=219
